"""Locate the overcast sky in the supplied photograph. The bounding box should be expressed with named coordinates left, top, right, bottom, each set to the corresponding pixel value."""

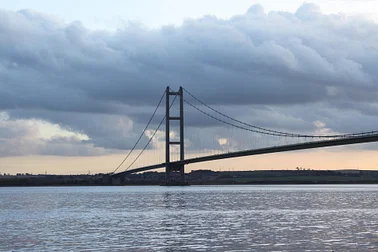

left=1, top=1, right=378, bottom=174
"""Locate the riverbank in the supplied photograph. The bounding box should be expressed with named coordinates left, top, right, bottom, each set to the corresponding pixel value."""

left=2, top=169, right=378, bottom=186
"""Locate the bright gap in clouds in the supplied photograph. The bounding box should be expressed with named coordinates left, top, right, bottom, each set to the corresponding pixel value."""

left=0, top=111, right=89, bottom=141
left=34, top=120, right=89, bottom=141
left=0, top=0, right=377, bottom=30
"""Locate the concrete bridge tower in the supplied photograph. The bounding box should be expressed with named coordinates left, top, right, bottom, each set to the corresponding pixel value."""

left=165, top=86, right=186, bottom=185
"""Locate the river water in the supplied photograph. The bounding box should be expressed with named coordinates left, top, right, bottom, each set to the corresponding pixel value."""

left=1, top=185, right=378, bottom=251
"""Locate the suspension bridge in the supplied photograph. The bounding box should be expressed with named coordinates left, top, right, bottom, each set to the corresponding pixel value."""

left=110, top=86, right=378, bottom=185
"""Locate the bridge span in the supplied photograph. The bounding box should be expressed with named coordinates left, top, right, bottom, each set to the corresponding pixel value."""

left=112, top=133, right=378, bottom=177
left=111, top=86, right=378, bottom=184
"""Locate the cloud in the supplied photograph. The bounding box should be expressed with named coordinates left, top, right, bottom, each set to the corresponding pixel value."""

left=1, top=3, right=378, bottom=156
left=0, top=113, right=110, bottom=156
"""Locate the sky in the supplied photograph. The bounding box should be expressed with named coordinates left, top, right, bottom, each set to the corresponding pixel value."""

left=1, top=0, right=378, bottom=174
left=1, top=0, right=378, bottom=29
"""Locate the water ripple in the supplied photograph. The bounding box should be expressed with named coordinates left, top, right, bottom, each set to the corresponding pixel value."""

left=1, top=185, right=378, bottom=251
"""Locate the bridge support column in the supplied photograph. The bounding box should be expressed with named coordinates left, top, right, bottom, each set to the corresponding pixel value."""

left=111, top=176, right=123, bottom=185
left=165, top=86, right=187, bottom=185
left=165, top=163, right=185, bottom=184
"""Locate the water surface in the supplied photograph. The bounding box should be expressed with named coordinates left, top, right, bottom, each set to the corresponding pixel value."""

left=1, top=185, right=378, bottom=251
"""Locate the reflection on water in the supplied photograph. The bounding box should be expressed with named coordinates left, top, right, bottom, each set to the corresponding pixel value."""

left=1, top=185, right=378, bottom=251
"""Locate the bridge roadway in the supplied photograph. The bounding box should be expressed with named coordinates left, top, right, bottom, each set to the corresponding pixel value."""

left=112, top=133, right=378, bottom=177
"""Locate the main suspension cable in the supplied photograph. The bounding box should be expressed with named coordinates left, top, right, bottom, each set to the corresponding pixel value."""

left=183, top=87, right=378, bottom=138
left=111, top=91, right=166, bottom=174
left=124, top=95, right=178, bottom=172
left=184, top=99, right=292, bottom=137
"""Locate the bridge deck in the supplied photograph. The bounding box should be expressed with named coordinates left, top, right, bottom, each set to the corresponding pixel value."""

left=112, top=134, right=378, bottom=177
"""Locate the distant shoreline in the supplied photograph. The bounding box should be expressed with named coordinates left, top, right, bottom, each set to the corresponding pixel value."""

left=2, top=182, right=378, bottom=187
left=2, top=169, right=378, bottom=187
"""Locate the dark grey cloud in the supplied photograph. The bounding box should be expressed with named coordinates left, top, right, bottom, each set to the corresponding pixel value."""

left=1, top=3, right=378, bottom=156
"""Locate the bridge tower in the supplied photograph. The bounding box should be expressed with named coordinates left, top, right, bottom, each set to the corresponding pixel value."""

left=165, top=86, right=185, bottom=184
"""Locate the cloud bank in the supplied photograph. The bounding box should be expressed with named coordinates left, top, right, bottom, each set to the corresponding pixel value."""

left=1, top=3, right=378, bottom=156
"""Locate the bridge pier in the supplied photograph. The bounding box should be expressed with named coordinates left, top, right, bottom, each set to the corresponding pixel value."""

left=164, top=163, right=188, bottom=186
left=110, top=176, right=125, bottom=186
